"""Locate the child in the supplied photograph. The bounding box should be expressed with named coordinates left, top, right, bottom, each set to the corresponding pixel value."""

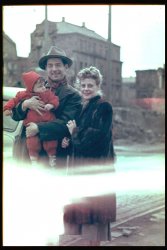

left=3, top=71, right=59, bottom=167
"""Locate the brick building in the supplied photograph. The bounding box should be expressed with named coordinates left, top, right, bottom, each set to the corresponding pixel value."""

left=29, top=18, right=122, bottom=105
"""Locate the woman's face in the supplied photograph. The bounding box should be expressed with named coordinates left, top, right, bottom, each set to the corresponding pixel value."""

left=80, top=78, right=99, bottom=101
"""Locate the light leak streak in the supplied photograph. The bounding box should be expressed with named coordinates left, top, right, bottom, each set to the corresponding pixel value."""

left=3, top=155, right=165, bottom=246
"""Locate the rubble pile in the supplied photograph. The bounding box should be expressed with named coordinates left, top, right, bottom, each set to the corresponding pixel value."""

left=113, top=106, right=165, bottom=144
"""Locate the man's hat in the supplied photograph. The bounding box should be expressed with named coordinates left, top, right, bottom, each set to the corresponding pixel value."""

left=39, top=46, right=73, bottom=70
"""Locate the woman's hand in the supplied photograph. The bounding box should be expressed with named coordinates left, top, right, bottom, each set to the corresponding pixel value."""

left=22, top=96, right=45, bottom=115
left=26, top=122, right=39, bottom=137
left=66, top=120, right=76, bottom=135
left=61, top=137, right=70, bottom=148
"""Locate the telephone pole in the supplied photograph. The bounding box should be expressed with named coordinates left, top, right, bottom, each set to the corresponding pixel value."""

left=107, top=5, right=112, bottom=102
left=44, top=5, right=48, bottom=53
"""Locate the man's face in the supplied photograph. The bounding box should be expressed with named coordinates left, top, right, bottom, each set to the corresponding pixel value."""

left=46, top=58, right=68, bottom=82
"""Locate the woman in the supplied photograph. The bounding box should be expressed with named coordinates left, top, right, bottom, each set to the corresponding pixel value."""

left=61, top=66, right=116, bottom=246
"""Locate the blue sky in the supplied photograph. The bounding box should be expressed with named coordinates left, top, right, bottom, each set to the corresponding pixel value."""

left=3, top=5, right=165, bottom=77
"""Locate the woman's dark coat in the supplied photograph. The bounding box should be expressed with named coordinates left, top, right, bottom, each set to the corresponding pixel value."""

left=64, top=95, right=116, bottom=224
left=71, top=95, right=115, bottom=166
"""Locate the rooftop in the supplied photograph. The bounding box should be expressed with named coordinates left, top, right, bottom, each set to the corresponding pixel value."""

left=56, top=19, right=106, bottom=41
left=42, top=19, right=107, bottom=41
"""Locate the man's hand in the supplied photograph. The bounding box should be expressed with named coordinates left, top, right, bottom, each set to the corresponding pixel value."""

left=26, top=122, right=39, bottom=137
left=22, top=96, right=45, bottom=115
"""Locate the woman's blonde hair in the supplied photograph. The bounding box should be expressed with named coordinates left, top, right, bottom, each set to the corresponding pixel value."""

left=75, top=66, right=103, bottom=96
left=76, top=66, right=103, bottom=86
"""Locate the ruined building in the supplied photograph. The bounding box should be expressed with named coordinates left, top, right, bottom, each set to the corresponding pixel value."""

left=135, top=68, right=165, bottom=98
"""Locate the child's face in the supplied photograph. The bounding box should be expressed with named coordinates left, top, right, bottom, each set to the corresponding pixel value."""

left=33, top=78, right=46, bottom=93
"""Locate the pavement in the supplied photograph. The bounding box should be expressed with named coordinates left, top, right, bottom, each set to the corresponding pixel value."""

left=101, top=207, right=165, bottom=246
left=114, top=142, right=165, bottom=154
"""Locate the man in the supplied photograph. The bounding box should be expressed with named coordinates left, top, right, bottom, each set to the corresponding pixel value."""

left=12, top=46, right=82, bottom=167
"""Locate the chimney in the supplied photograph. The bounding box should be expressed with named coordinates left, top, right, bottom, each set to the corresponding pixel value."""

left=62, top=17, right=65, bottom=22
left=82, top=22, right=85, bottom=27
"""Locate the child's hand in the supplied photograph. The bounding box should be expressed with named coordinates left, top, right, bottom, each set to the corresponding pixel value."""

left=4, top=110, right=12, bottom=116
left=45, top=104, right=54, bottom=111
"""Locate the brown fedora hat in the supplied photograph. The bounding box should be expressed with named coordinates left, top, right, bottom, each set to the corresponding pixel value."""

left=39, top=46, right=73, bottom=70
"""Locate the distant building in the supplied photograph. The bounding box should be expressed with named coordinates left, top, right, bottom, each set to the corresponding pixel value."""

left=3, top=19, right=122, bottom=104
left=16, top=57, right=32, bottom=86
left=134, top=67, right=165, bottom=113
left=121, top=77, right=136, bottom=105
left=3, top=20, right=165, bottom=109
left=121, top=66, right=165, bottom=108
left=135, top=67, right=165, bottom=98
left=3, top=32, right=31, bottom=87
left=29, top=18, right=122, bottom=105
left=3, top=32, right=18, bottom=86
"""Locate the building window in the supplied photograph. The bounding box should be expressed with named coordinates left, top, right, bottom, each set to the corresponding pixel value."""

left=99, top=44, right=103, bottom=55
left=80, top=62, right=83, bottom=69
left=8, top=62, right=12, bottom=70
left=93, top=43, right=96, bottom=53
left=14, top=64, right=18, bottom=70
left=85, top=40, right=87, bottom=51
left=80, top=40, right=84, bottom=51
left=89, top=41, right=92, bottom=52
